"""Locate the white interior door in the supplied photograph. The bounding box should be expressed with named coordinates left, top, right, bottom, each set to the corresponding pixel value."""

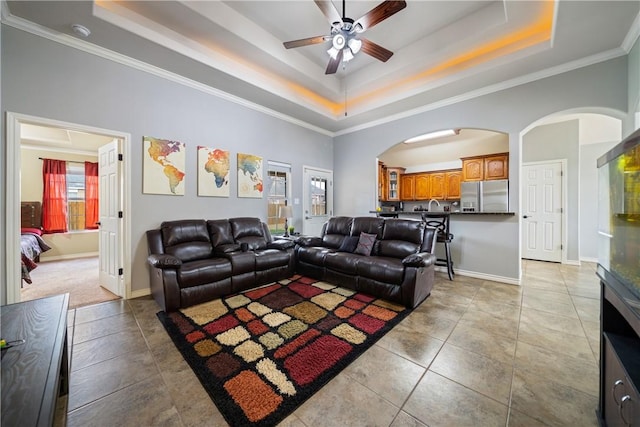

left=522, top=161, right=563, bottom=262
left=98, top=140, right=123, bottom=295
left=302, top=166, right=333, bottom=236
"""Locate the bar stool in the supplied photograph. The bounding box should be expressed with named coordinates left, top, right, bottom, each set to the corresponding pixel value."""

left=422, top=213, right=454, bottom=280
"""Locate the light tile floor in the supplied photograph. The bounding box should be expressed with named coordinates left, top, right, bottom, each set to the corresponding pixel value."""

left=59, top=260, right=601, bottom=426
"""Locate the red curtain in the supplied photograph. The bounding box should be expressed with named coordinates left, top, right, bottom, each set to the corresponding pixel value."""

left=85, top=162, right=99, bottom=229
left=42, top=159, right=68, bottom=233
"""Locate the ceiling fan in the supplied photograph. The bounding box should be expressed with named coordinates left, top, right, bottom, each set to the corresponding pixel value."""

left=283, top=0, right=407, bottom=74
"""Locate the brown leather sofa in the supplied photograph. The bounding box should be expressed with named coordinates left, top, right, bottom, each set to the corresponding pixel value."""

left=146, top=217, right=295, bottom=311
left=296, top=217, right=437, bottom=308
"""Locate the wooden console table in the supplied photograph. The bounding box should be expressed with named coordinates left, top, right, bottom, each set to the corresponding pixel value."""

left=1, top=293, right=70, bottom=426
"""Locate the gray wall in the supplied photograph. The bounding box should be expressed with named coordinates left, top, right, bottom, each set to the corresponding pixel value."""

left=522, top=120, right=579, bottom=262
left=333, top=57, right=629, bottom=279
left=628, top=36, right=640, bottom=132
left=1, top=26, right=333, bottom=301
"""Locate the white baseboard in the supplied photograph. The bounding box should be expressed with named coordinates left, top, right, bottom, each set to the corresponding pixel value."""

left=435, top=266, right=521, bottom=286
left=40, top=252, right=99, bottom=262
left=564, top=259, right=582, bottom=266
left=128, top=288, right=151, bottom=299
left=580, top=257, right=598, bottom=264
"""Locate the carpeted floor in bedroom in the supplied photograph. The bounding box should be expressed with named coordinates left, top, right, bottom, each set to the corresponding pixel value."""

left=21, top=256, right=120, bottom=309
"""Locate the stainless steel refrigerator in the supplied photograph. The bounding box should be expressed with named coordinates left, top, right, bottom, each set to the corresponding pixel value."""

left=460, top=180, right=509, bottom=212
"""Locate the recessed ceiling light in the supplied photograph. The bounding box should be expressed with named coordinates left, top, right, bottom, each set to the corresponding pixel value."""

left=403, top=129, right=460, bottom=144
left=71, top=24, right=91, bottom=38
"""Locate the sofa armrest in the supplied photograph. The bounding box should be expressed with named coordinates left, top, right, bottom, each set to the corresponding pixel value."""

left=267, top=239, right=296, bottom=250
left=402, top=252, right=436, bottom=268
left=296, top=236, right=323, bottom=247
left=148, top=254, right=182, bottom=269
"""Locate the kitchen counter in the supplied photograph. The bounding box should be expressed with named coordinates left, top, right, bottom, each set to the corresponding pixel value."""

left=370, top=211, right=515, bottom=216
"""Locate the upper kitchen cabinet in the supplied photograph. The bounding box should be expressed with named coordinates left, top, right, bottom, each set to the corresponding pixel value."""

left=445, top=170, right=462, bottom=199
left=462, top=153, right=509, bottom=181
left=400, top=173, right=415, bottom=200
left=378, top=161, right=386, bottom=201
left=428, top=173, right=445, bottom=199
left=484, top=153, right=509, bottom=180
left=386, top=167, right=405, bottom=201
left=414, top=174, right=431, bottom=200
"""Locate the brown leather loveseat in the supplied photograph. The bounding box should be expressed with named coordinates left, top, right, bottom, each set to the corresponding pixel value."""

left=296, top=217, right=437, bottom=308
left=146, top=217, right=295, bottom=311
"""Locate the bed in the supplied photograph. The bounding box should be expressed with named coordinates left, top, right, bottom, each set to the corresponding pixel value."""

left=20, top=202, right=51, bottom=284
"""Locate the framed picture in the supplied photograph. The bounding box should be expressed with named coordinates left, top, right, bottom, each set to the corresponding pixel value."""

left=197, top=146, right=230, bottom=197
left=237, top=153, right=263, bottom=198
left=142, top=136, right=186, bottom=195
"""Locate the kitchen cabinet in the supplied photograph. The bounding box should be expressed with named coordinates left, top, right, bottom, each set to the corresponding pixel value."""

left=400, top=174, right=415, bottom=200
left=386, top=167, right=404, bottom=201
left=378, top=161, right=386, bottom=201
left=445, top=170, right=462, bottom=199
left=485, top=154, right=509, bottom=180
left=461, top=153, right=509, bottom=181
left=429, top=173, right=445, bottom=199
left=414, top=174, right=431, bottom=200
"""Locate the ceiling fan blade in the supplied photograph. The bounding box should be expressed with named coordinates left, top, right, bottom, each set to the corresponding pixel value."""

left=283, top=35, right=331, bottom=49
left=353, top=0, right=407, bottom=33
left=361, top=38, right=394, bottom=62
left=325, top=49, right=344, bottom=74
left=314, top=0, right=343, bottom=27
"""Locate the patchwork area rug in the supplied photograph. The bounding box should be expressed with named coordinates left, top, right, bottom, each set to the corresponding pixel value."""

left=157, top=275, right=411, bottom=426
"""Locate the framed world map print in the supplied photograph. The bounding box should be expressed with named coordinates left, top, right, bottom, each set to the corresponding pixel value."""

left=197, top=146, right=230, bottom=197
left=237, top=153, right=263, bottom=198
left=143, top=136, right=186, bottom=195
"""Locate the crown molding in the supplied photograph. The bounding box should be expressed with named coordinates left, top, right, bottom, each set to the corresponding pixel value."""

left=1, top=12, right=335, bottom=137
left=622, top=12, right=640, bottom=53
left=335, top=47, right=628, bottom=137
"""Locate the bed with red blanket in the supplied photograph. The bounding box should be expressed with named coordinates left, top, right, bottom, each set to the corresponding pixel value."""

left=21, top=228, right=51, bottom=284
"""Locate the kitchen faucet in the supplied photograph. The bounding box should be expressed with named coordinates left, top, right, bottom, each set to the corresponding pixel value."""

left=428, top=198, right=440, bottom=212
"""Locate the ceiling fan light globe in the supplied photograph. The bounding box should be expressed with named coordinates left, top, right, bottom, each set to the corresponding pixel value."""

left=332, top=34, right=346, bottom=50
left=327, top=46, right=340, bottom=60
left=343, top=49, right=354, bottom=62
left=348, top=38, right=362, bottom=54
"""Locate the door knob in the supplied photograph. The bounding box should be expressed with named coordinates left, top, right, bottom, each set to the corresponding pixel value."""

left=523, top=215, right=530, bottom=218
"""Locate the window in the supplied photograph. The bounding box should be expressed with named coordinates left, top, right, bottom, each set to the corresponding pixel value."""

left=42, top=159, right=98, bottom=233
left=266, top=161, right=291, bottom=234
left=66, top=163, right=86, bottom=230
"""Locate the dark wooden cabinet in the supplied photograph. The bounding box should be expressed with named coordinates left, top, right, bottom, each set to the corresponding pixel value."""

left=598, top=267, right=640, bottom=427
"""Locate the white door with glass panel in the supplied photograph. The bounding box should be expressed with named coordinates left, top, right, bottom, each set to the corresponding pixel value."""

left=98, top=139, right=123, bottom=295
left=521, top=161, right=563, bottom=262
left=303, top=166, right=333, bottom=236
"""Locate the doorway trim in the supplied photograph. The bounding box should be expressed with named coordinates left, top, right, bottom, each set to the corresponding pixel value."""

left=5, top=112, right=132, bottom=304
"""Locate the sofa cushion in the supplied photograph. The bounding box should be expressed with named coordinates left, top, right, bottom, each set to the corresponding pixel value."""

left=207, top=220, right=235, bottom=247
left=324, top=252, right=360, bottom=274
left=354, top=232, right=376, bottom=256
left=255, top=249, right=291, bottom=271
left=351, top=217, right=384, bottom=238
left=378, top=219, right=425, bottom=258
left=297, top=246, right=334, bottom=265
left=230, top=217, right=268, bottom=250
left=337, top=236, right=359, bottom=253
left=322, top=217, right=353, bottom=249
left=357, top=257, right=405, bottom=284
left=161, top=220, right=212, bottom=262
left=177, top=258, right=232, bottom=288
